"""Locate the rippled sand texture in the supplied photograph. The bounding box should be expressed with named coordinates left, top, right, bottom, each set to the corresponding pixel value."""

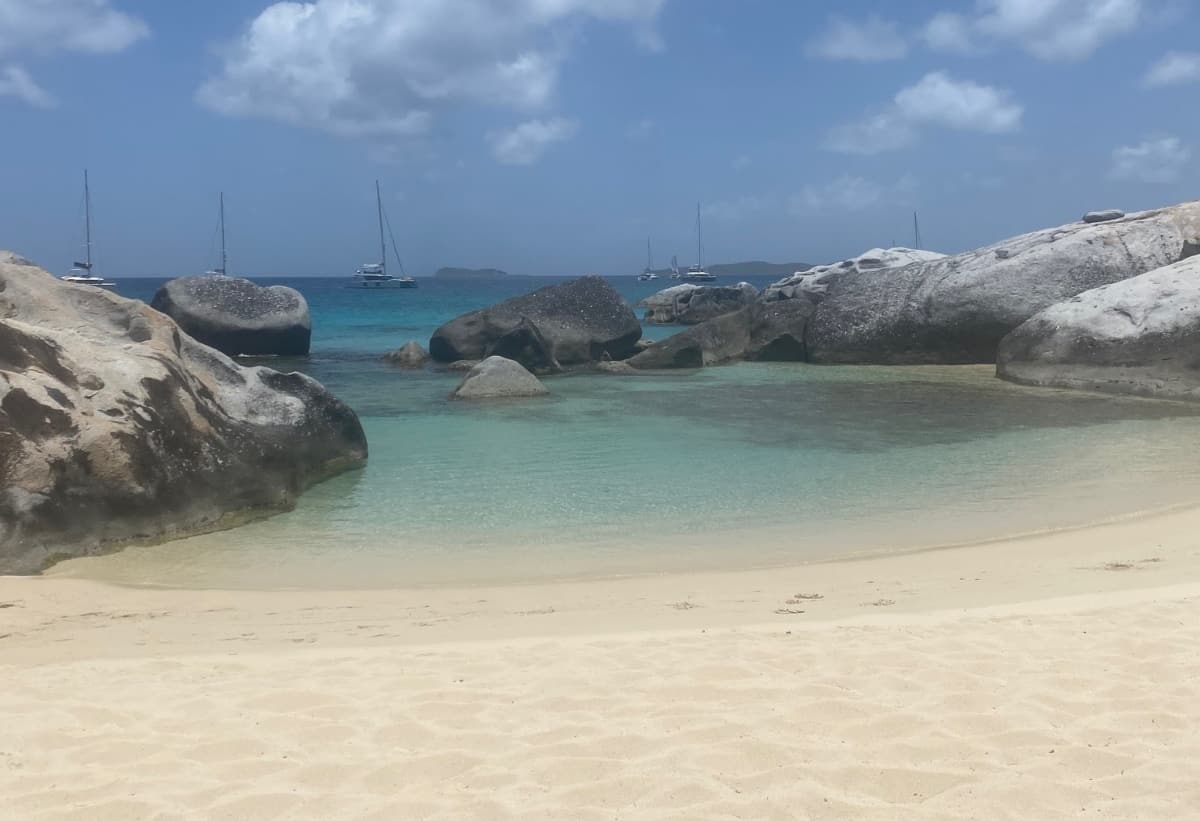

left=4, top=593, right=1199, bottom=820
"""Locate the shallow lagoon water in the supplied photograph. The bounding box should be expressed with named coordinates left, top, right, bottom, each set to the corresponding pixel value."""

left=52, top=277, right=1200, bottom=589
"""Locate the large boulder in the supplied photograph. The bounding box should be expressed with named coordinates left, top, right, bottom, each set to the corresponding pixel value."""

left=428, top=276, right=641, bottom=368
left=997, top=255, right=1200, bottom=400
left=151, top=275, right=312, bottom=356
left=797, top=203, right=1200, bottom=364
left=449, top=356, right=550, bottom=400
left=628, top=301, right=815, bottom=369
left=640, top=282, right=758, bottom=324
left=0, top=254, right=367, bottom=574
left=762, top=247, right=946, bottom=302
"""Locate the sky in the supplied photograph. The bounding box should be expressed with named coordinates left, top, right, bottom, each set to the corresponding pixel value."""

left=1, top=0, right=1199, bottom=278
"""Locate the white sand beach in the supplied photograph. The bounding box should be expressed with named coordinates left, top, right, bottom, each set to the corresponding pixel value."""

left=3, top=507, right=1200, bottom=820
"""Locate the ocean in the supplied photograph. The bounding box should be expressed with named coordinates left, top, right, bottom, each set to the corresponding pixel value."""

left=53, top=275, right=1200, bottom=589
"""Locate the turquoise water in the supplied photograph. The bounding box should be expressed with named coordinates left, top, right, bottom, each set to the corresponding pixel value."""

left=60, top=276, right=1200, bottom=589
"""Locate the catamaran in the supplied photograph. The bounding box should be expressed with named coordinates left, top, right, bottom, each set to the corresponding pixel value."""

left=638, top=237, right=658, bottom=281
left=681, top=203, right=716, bottom=282
left=204, top=192, right=229, bottom=276
left=61, top=169, right=115, bottom=287
left=350, top=180, right=416, bottom=289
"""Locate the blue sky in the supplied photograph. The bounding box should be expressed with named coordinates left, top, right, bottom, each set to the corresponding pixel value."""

left=1, top=0, right=1198, bottom=277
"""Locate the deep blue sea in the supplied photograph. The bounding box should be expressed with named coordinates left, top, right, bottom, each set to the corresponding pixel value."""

left=56, top=275, right=1200, bottom=589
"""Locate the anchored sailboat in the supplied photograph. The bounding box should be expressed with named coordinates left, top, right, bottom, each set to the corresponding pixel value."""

left=682, top=203, right=715, bottom=282
left=350, top=180, right=416, bottom=289
left=638, top=237, right=658, bottom=280
left=61, top=169, right=115, bottom=287
left=205, top=192, right=228, bottom=276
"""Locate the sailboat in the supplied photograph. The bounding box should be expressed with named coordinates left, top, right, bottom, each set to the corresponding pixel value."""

left=204, top=192, right=229, bottom=276
left=61, top=169, right=115, bottom=287
left=350, top=180, right=417, bottom=289
left=638, top=237, right=658, bottom=281
left=670, top=255, right=681, bottom=279
left=681, top=203, right=716, bottom=282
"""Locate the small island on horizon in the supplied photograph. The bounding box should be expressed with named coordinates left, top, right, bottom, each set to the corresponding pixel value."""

left=433, top=266, right=510, bottom=280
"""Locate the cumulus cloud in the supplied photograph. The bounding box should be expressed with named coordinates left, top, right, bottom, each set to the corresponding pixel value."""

left=806, top=15, right=907, bottom=62
left=488, top=117, right=578, bottom=165
left=924, top=0, right=1143, bottom=61
left=0, top=0, right=148, bottom=56
left=0, top=64, right=56, bottom=108
left=828, top=72, right=1021, bottom=155
left=198, top=0, right=666, bottom=142
left=0, top=0, right=146, bottom=107
left=1110, top=136, right=1191, bottom=183
left=1144, top=52, right=1200, bottom=87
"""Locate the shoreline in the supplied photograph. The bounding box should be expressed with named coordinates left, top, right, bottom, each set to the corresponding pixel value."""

left=4, top=507, right=1200, bottom=818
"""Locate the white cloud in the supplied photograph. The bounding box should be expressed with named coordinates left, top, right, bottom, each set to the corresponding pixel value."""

left=1110, top=136, right=1191, bottom=183
left=198, top=0, right=666, bottom=141
left=895, top=71, right=1022, bottom=133
left=1144, top=51, right=1200, bottom=87
left=924, top=0, right=1143, bottom=61
left=0, top=0, right=148, bottom=56
left=488, top=117, right=578, bottom=165
left=806, top=15, right=907, bottom=62
left=828, top=72, right=1021, bottom=155
left=792, top=176, right=884, bottom=214
left=0, top=0, right=146, bottom=106
left=921, top=12, right=977, bottom=54
left=0, top=64, right=56, bottom=108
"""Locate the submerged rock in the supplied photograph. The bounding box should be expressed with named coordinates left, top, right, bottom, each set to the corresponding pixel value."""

left=640, top=282, right=758, bottom=324
left=429, top=276, right=641, bottom=368
left=800, top=202, right=1200, bottom=364
left=383, top=341, right=430, bottom=368
left=449, top=356, right=550, bottom=400
left=0, top=253, right=367, bottom=574
left=151, top=275, right=312, bottom=356
left=997, top=255, right=1200, bottom=399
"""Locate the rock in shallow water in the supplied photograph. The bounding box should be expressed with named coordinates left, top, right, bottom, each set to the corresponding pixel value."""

left=639, top=282, right=758, bottom=324
left=628, top=300, right=815, bottom=369
left=383, top=341, right=430, bottom=368
left=0, top=253, right=366, bottom=574
left=429, top=276, right=641, bottom=369
left=449, top=356, right=550, bottom=400
left=795, top=203, right=1200, bottom=364
left=151, top=275, right=312, bottom=356
left=997, top=255, right=1200, bottom=400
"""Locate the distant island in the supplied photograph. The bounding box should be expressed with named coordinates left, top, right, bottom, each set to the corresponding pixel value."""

left=434, top=267, right=509, bottom=280
left=636, top=261, right=811, bottom=278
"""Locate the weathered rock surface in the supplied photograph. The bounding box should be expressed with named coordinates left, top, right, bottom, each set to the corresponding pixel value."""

left=1083, top=209, right=1125, bottom=224
left=792, top=204, right=1200, bottom=364
left=151, top=275, right=312, bottom=356
left=383, top=341, right=430, bottom=368
left=762, top=248, right=946, bottom=302
left=628, top=301, right=814, bottom=369
left=640, top=282, right=758, bottom=324
left=0, top=254, right=367, bottom=574
left=997, top=255, right=1200, bottom=399
left=429, top=276, right=641, bottom=368
left=449, top=356, right=550, bottom=400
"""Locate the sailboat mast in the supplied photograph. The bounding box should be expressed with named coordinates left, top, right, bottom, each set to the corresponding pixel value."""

left=376, top=180, right=386, bottom=277
left=84, top=169, right=92, bottom=269
left=219, top=192, right=227, bottom=274
left=913, top=211, right=922, bottom=251
left=696, top=202, right=702, bottom=269
left=647, top=237, right=653, bottom=270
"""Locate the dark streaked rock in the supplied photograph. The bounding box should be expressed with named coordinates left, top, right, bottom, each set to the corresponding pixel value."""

left=151, top=275, right=312, bottom=356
